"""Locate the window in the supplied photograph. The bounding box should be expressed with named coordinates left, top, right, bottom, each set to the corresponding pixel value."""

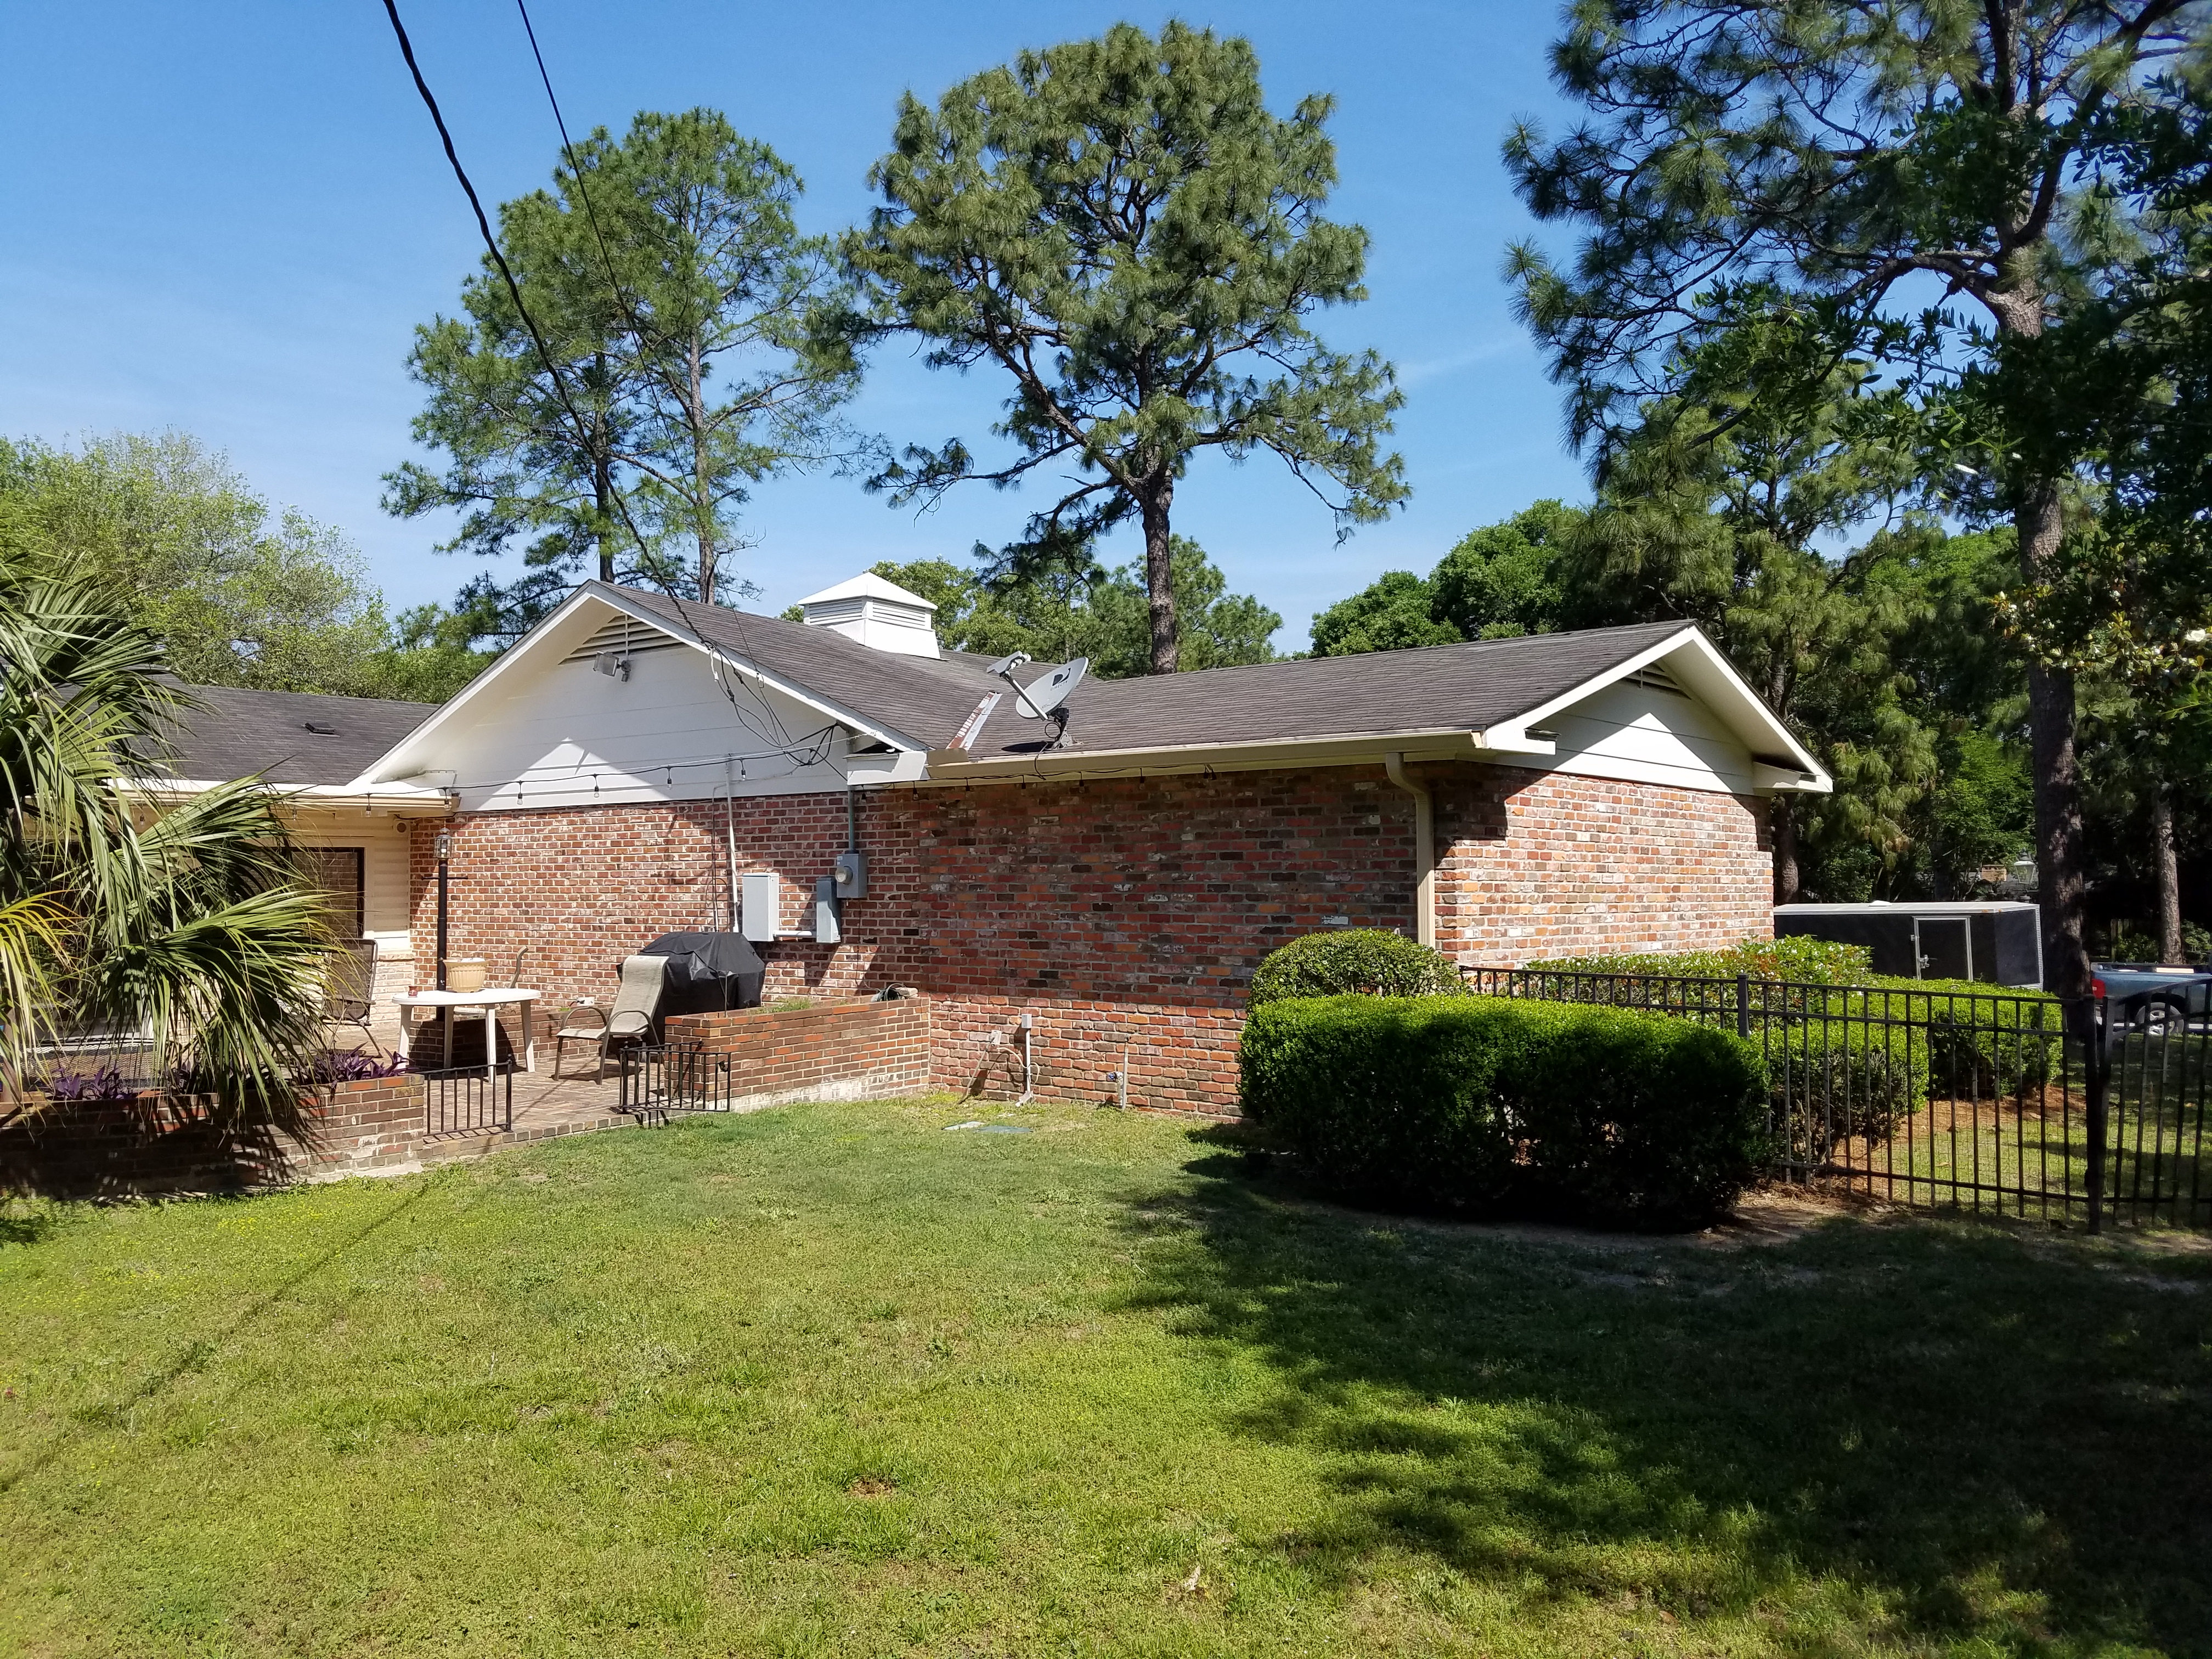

left=301, top=847, right=366, bottom=939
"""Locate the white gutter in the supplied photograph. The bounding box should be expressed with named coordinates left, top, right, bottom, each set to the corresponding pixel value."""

left=115, top=779, right=456, bottom=814
left=920, top=727, right=1536, bottom=785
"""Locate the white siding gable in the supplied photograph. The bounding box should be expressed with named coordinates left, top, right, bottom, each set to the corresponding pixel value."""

left=400, top=632, right=923, bottom=813
left=1537, top=671, right=1757, bottom=795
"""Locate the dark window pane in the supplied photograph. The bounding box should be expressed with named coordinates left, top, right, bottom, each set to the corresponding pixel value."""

left=302, top=847, right=365, bottom=939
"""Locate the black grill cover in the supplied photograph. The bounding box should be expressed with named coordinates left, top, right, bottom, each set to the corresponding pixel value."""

left=637, top=932, right=766, bottom=1019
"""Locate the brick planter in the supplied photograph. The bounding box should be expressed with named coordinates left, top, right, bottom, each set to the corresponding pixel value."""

left=664, top=994, right=931, bottom=1110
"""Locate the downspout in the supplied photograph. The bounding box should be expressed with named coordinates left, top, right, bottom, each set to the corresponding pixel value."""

left=1383, top=752, right=1436, bottom=950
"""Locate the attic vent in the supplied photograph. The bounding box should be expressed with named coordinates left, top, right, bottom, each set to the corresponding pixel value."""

left=1624, top=663, right=1686, bottom=695
left=561, top=614, right=682, bottom=664
left=796, top=573, right=941, bottom=659
left=303, top=721, right=337, bottom=735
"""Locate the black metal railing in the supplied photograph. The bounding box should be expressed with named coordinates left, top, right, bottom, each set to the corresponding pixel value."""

left=617, top=1042, right=735, bottom=1125
left=1462, top=967, right=2211, bottom=1229
left=420, top=1065, right=513, bottom=1137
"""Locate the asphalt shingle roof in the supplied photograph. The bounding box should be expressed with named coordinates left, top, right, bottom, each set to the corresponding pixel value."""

left=600, top=584, right=1005, bottom=749
left=146, top=685, right=438, bottom=786
left=595, top=583, right=1692, bottom=758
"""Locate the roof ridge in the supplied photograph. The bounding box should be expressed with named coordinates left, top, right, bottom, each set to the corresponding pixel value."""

left=1081, top=617, right=1696, bottom=688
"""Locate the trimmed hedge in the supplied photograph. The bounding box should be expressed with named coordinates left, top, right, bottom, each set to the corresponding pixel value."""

left=1523, top=943, right=2061, bottom=1105
left=1247, top=929, right=1466, bottom=1005
left=1239, top=995, right=1769, bottom=1227
left=1529, top=935, right=1873, bottom=985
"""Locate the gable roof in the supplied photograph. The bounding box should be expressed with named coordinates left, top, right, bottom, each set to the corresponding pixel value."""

left=349, top=580, right=1830, bottom=795
left=957, top=622, right=1694, bottom=759
left=608, top=585, right=992, bottom=748
left=143, top=685, right=437, bottom=786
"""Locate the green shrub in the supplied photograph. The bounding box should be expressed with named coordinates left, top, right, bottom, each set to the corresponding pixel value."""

left=1766, top=1022, right=1927, bottom=1162
left=1239, top=995, right=1769, bottom=1227
left=1854, top=977, right=2059, bottom=1098
left=1525, top=945, right=2061, bottom=1105
left=1528, top=935, right=1872, bottom=985
left=1247, top=929, right=1466, bottom=1006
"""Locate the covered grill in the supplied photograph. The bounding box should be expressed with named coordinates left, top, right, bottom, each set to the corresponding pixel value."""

left=637, top=931, right=766, bottom=1026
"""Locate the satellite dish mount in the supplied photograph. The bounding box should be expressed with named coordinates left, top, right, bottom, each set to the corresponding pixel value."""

left=988, top=654, right=1088, bottom=748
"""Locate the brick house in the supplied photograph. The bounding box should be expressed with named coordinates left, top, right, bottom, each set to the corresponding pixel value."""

left=295, top=574, right=1831, bottom=1113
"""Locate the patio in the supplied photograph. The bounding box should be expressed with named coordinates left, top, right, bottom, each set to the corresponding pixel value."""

left=351, top=1001, right=640, bottom=1168
left=331, top=990, right=938, bottom=1177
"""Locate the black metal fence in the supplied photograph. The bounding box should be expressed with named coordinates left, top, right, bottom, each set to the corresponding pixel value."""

left=1462, top=967, right=2212, bottom=1229
left=617, top=1042, right=735, bottom=1125
left=420, top=1065, right=513, bottom=1137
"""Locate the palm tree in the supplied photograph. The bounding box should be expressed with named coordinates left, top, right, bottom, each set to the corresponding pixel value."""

left=0, top=534, right=334, bottom=1135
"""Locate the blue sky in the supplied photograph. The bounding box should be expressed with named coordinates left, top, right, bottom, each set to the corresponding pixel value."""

left=1, top=1, right=1591, bottom=652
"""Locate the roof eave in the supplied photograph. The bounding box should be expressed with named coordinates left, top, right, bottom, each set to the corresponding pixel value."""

left=115, top=778, right=456, bottom=814
left=918, top=729, right=1513, bottom=783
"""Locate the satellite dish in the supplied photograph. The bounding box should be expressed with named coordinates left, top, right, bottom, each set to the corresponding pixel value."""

left=1012, top=657, right=1087, bottom=720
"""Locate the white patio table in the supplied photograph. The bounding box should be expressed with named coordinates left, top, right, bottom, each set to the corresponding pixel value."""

left=391, top=989, right=540, bottom=1084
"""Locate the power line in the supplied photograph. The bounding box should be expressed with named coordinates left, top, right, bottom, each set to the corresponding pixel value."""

left=381, top=0, right=803, bottom=758
left=510, top=0, right=792, bottom=746
left=377, top=0, right=661, bottom=573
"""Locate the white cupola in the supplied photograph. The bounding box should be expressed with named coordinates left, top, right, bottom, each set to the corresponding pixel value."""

left=795, top=572, right=940, bottom=658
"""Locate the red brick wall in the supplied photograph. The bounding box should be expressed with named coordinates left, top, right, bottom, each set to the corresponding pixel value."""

left=298, top=1076, right=427, bottom=1174
left=664, top=996, right=929, bottom=1106
left=410, top=761, right=1771, bottom=1114
left=1, top=1076, right=427, bottom=1196
left=1435, top=767, right=1773, bottom=962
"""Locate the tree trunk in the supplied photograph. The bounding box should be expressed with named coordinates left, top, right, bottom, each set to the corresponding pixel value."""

left=593, top=352, right=616, bottom=584
left=1141, top=469, right=1178, bottom=675
left=2017, top=481, right=2090, bottom=994
left=1988, top=250, right=2090, bottom=996
left=1772, top=798, right=1801, bottom=905
left=2155, top=786, right=2184, bottom=963
left=594, top=452, right=615, bottom=584
left=690, top=336, right=716, bottom=607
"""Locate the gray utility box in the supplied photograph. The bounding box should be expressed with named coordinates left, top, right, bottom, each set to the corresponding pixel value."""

left=1775, top=901, right=2044, bottom=988
left=740, top=872, right=781, bottom=944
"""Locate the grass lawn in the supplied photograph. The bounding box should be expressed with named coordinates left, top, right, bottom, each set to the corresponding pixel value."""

left=4, top=1098, right=2210, bottom=1657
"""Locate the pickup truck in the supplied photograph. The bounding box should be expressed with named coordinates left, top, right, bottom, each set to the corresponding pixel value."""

left=2092, top=963, right=2212, bottom=1032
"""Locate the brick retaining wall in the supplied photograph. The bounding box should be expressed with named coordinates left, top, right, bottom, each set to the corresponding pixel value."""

left=0, top=1075, right=421, bottom=1198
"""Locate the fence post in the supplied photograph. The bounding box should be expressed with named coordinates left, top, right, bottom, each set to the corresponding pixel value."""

left=2083, top=996, right=2109, bottom=1234
left=1736, top=972, right=1752, bottom=1041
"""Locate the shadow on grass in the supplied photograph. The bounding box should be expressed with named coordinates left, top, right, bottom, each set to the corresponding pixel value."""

left=0, top=1175, right=445, bottom=1497
left=1124, top=1141, right=2212, bottom=1655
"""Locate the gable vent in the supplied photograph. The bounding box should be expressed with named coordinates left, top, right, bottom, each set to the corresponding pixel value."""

left=1623, top=663, right=1687, bottom=695
left=561, top=614, right=682, bottom=664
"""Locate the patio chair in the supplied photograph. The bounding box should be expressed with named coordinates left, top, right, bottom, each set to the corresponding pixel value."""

left=322, top=938, right=381, bottom=1056
left=494, top=946, right=529, bottom=988
left=552, top=955, right=666, bottom=1080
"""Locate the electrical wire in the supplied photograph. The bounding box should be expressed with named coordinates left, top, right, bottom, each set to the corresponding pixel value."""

left=510, top=0, right=793, bottom=750
left=403, top=725, right=847, bottom=799
left=377, top=0, right=659, bottom=572
left=383, top=0, right=808, bottom=766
